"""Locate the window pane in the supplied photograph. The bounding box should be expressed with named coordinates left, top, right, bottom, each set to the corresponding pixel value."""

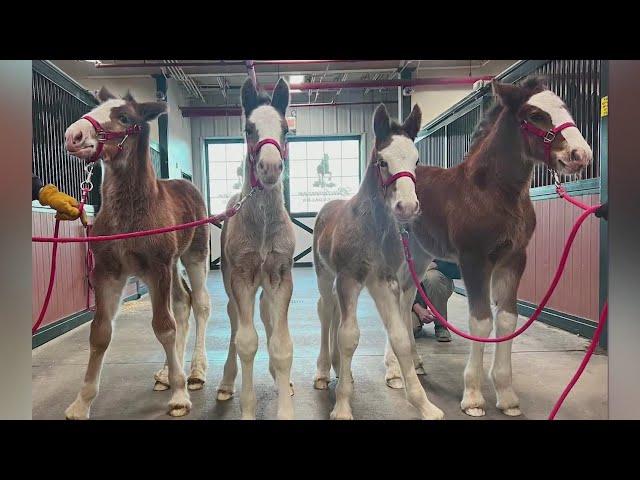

left=289, top=159, right=307, bottom=178
left=306, top=141, right=324, bottom=160
left=226, top=143, right=245, bottom=162
left=342, top=140, right=360, bottom=158
left=287, top=138, right=361, bottom=214
left=209, top=144, right=226, bottom=163
left=341, top=157, right=359, bottom=177
left=208, top=142, right=247, bottom=215
left=323, top=140, right=341, bottom=158
left=288, top=141, right=306, bottom=159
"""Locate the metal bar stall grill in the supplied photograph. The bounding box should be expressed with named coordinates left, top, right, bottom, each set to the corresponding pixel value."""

left=150, top=145, right=163, bottom=178
left=32, top=61, right=100, bottom=207
left=446, top=105, right=482, bottom=169
left=415, top=60, right=602, bottom=193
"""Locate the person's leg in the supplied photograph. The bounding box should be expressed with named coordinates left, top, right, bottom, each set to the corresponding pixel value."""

left=424, top=269, right=454, bottom=342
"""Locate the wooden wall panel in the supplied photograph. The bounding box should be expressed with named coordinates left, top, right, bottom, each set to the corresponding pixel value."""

left=32, top=210, right=94, bottom=330
left=518, top=194, right=601, bottom=322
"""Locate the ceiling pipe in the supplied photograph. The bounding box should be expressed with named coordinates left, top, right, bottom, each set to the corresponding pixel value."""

left=259, top=76, right=494, bottom=91
left=188, top=67, right=398, bottom=78
left=95, top=60, right=361, bottom=69
left=195, top=75, right=495, bottom=93
left=180, top=100, right=388, bottom=118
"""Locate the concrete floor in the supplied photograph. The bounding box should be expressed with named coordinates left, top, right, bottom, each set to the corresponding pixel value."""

left=32, top=268, right=607, bottom=420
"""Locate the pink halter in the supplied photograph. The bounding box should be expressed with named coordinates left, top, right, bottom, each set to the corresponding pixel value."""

left=247, top=138, right=287, bottom=190
left=520, top=120, right=576, bottom=165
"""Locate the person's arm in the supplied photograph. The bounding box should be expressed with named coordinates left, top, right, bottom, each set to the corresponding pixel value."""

left=413, top=282, right=427, bottom=310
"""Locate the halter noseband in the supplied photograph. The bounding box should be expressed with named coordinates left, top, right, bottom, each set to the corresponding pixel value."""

left=248, top=137, right=288, bottom=190
left=372, top=151, right=417, bottom=194
left=520, top=120, right=576, bottom=165
left=81, top=115, right=142, bottom=163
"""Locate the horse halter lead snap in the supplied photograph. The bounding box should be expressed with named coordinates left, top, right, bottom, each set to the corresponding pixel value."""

left=520, top=120, right=576, bottom=165
left=81, top=115, right=142, bottom=163
left=248, top=137, right=288, bottom=190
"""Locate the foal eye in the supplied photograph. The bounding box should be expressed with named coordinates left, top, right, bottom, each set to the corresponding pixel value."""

left=416, top=159, right=420, bottom=166
left=379, top=160, right=388, bottom=168
left=119, top=115, right=130, bottom=124
left=530, top=112, right=545, bottom=122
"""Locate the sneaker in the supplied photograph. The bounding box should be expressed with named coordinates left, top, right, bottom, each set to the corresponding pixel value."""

left=434, top=324, right=452, bottom=342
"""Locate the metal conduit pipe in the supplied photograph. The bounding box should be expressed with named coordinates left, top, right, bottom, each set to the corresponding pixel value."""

left=95, top=60, right=362, bottom=69
left=179, top=100, right=391, bottom=117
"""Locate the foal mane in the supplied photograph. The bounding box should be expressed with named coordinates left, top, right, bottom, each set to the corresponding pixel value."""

left=465, top=76, right=549, bottom=158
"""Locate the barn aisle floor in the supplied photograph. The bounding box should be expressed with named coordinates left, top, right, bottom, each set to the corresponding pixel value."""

left=32, top=268, right=607, bottom=420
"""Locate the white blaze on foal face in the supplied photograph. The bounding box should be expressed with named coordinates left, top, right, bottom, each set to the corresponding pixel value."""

left=248, top=105, right=286, bottom=186
left=372, top=103, right=423, bottom=223
left=379, top=134, right=420, bottom=221
left=526, top=90, right=593, bottom=174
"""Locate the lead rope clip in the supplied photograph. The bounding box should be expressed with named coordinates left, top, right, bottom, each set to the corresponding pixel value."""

left=233, top=186, right=258, bottom=212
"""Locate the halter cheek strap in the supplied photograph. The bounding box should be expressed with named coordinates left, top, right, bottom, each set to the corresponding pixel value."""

left=81, top=115, right=142, bottom=163
left=520, top=120, right=576, bottom=165
left=248, top=138, right=287, bottom=190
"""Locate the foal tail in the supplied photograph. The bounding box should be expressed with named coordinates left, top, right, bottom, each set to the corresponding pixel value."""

left=173, top=262, right=193, bottom=310
left=180, top=268, right=192, bottom=303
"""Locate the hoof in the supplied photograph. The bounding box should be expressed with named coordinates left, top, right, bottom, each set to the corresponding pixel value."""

left=153, top=381, right=170, bottom=391
left=313, top=377, right=330, bottom=390
left=168, top=405, right=190, bottom=417
left=65, top=401, right=89, bottom=420
left=501, top=407, right=522, bottom=417
left=386, top=377, right=404, bottom=389
left=289, top=380, right=295, bottom=397
left=216, top=387, right=234, bottom=401
left=330, top=409, right=353, bottom=420
left=422, top=407, right=445, bottom=420
left=168, top=397, right=192, bottom=417
left=415, top=365, right=426, bottom=375
left=463, top=407, right=486, bottom=417
left=187, top=378, right=205, bottom=391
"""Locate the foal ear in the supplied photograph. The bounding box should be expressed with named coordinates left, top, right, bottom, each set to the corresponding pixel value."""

left=271, top=78, right=290, bottom=117
left=137, top=101, right=168, bottom=122
left=521, top=75, right=549, bottom=93
left=241, top=77, right=260, bottom=116
left=402, top=104, right=422, bottom=140
left=96, top=86, right=116, bottom=103
left=373, top=104, right=391, bottom=140
left=492, top=81, right=527, bottom=111
left=122, top=90, right=136, bottom=103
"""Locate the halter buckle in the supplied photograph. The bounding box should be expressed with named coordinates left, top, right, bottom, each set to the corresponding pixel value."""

left=544, top=131, right=556, bottom=143
left=117, top=135, right=129, bottom=150
left=96, top=131, right=108, bottom=142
